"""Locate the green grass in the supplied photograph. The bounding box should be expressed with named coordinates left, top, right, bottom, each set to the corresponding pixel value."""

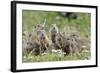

left=22, top=50, right=91, bottom=63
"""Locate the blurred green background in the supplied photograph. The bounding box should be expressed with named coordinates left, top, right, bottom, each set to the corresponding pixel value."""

left=22, top=10, right=91, bottom=37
